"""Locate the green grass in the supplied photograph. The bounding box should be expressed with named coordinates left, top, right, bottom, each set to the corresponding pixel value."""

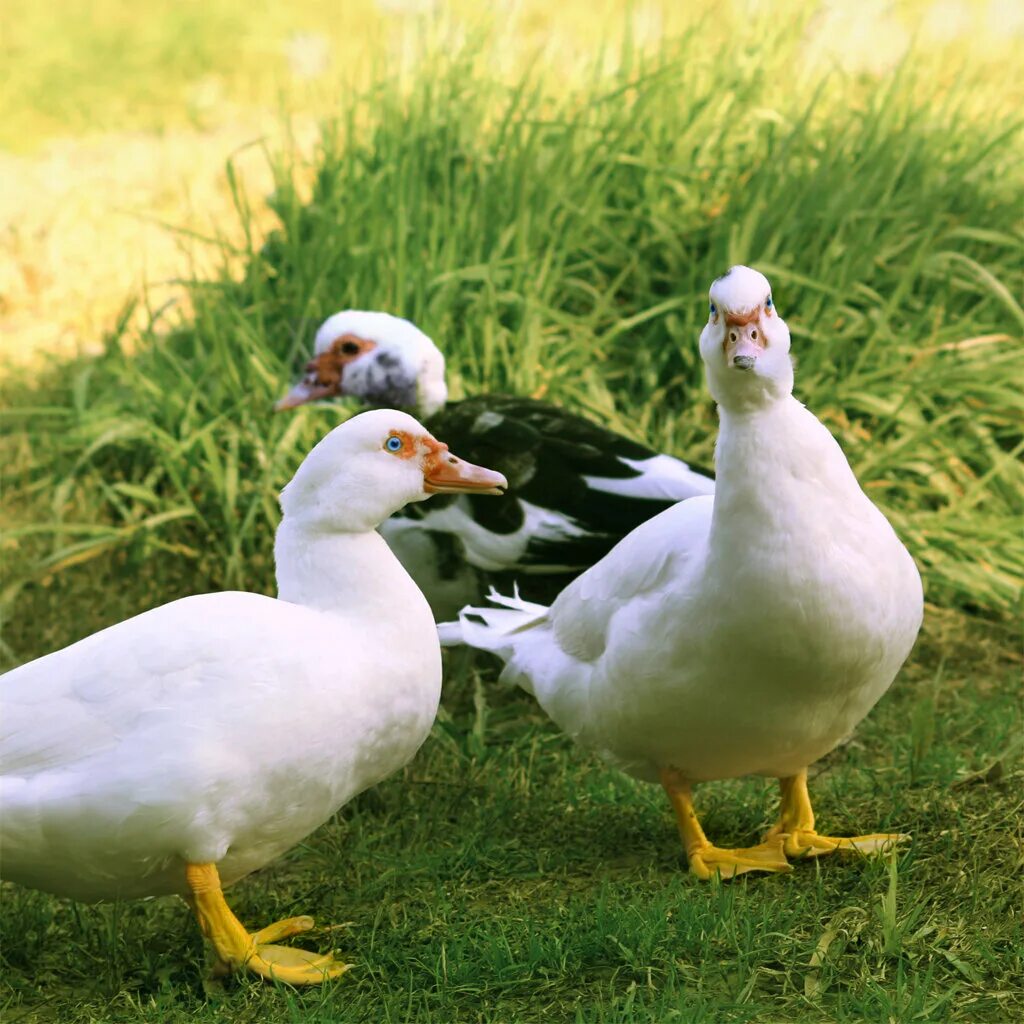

left=2, top=31, right=1022, bottom=631
left=1, top=616, right=1021, bottom=1023
left=2, top=17, right=1023, bottom=1024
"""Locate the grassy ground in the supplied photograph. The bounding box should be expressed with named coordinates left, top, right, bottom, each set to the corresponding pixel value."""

left=1, top=3, right=1023, bottom=1022
left=0, top=615, right=1021, bottom=1023
left=3, top=0, right=1022, bottom=372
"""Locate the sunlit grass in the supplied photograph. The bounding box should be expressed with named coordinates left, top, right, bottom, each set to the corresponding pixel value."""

left=2, top=0, right=1023, bottom=151
left=2, top=24, right=1021, bottom=632
left=3, top=1, right=1020, bottom=372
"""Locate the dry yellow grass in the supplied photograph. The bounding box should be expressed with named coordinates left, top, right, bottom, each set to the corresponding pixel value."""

left=0, top=115, right=320, bottom=369
left=1, top=0, right=1020, bottom=374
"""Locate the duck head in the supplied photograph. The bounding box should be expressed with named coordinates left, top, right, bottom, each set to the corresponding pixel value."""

left=698, top=266, right=794, bottom=411
left=280, top=409, right=506, bottom=533
left=276, top=311, right=448, bottom=417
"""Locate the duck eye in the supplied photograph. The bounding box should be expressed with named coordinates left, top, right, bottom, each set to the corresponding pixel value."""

left=709, top=302, right=717, bottom=316
left=765, top=296, right=773, bottom=309
left=340, top=340, right=361, bottom=356
left=385, top=435, right=403, bottom=453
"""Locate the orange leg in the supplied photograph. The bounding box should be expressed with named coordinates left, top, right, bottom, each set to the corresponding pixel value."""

left=659, top=768, right=791, bottom=880
left=185, top=863, right=350, bottom=985
left=764, top=769, right=907, bottom=859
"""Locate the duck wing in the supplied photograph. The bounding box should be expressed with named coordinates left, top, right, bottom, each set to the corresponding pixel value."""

left=402, top=394, right=713, bottom=573
left=547, top=494, right=714, bottom=663
left=0, top=592, right=296, bottom=778
left=448, top=495, right=714, bottom=712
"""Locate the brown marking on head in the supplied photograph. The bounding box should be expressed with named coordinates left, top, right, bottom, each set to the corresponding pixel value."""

left=724, top=308, right=762, bottom=328
left=421, top=439, right=508, bottom=494
left=305, top=334, right=378, bottom=391
left=382, top=430, right=505, bottom=494
left=420, top=437, right=454, bottom=477
left=722, top=309, right=768, bottom=354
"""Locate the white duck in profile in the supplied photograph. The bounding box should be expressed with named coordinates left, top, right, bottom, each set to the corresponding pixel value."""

left=0, top=409, right=506, bottom=983
left=446, top=266, right=923, bottom=879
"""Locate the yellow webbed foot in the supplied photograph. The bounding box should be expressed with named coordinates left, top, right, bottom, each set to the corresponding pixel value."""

left=244, top=939, right=351, bottom=985
left=769, top=770, right=908, bottom=863
left=659, top=768, right=792, bottom=882
left=688, top=835, right=792, bottom=880
left=252, top=914, right=316, bottom=944
left=772, top=828, right=907, bottom=859
left=186, top=864, right=351, bottom=986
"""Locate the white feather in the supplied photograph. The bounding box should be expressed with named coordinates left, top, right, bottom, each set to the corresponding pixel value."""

left=583, top=454, right=714, bottom=501
left=446, top=287, right=923, bottom=788
left=405, top=497, right=590, bottom=573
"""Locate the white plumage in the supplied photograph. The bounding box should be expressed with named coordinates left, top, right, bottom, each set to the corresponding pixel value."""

left=0, top=408, right=506, bottom=982
left=0, top=590, right=438, bottom=902
left=447, top=267, right=923, bottom=879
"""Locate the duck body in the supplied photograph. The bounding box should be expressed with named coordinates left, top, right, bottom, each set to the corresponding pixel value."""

left=277, top=314, right=714, bottom=617
left=0, top=409, right=507, bottom=981
left=0, top=576, right=440, bottom=902
left=447, top=267, right=923, bottom=879
left=498, top=396, right=922, bottom=785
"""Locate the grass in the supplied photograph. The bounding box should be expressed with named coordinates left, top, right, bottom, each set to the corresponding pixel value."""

left=0, top=0, right=709, bottom=153
left=0, top=0, right=382, bottom=151
left=3, top=27, right=1022, bottom=631
left=1, top=5, right=1023, bottom=1022
left=0, top=615, right=1021, bottom=1022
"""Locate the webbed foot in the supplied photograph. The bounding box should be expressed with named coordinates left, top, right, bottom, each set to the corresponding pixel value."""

left=660, top=768, right=793, bottom=882
left=687, top=834, right=792, bottom=879
left=768, top=771, right=908, bottom=862
left=768, top=825, right=907, bottom=859
left=186, top=864, right=350, bottom=985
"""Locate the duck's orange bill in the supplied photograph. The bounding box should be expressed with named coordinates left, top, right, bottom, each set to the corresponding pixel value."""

left=424, top=446, right=507, bottom=495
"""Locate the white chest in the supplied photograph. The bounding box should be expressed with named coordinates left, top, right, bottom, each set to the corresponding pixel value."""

left=584, top=402, right=923, bottom=781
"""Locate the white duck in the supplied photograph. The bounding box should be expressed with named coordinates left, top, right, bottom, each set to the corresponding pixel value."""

left=445, top=266, right=923, bottom=879
left=0, top=409, right=506, bottom=983
left=275, top=311, right=715, bottom=618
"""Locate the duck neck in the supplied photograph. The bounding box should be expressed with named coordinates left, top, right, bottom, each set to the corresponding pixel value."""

left=273, top=517, right=425, bottom=618
left=709, top=395, right=836, bottom=543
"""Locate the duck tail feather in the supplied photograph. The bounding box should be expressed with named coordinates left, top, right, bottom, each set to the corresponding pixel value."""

left=436, top=585, right=549, bottom=658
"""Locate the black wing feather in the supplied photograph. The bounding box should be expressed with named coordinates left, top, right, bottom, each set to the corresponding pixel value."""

left=412, top=394, right=712, bottom=570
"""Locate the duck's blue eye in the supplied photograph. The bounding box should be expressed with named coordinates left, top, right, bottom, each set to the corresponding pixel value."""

left=709, top=303, right=717, bottom=316
left=765, top=295, right=773, bottom=309
left=385, top=435, right=403, bottom=452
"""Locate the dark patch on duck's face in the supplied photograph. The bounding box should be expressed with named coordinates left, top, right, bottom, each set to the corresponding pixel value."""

left=375, top=350, right=401, bottom=369
left=352, top=349, right=419, bottom=411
